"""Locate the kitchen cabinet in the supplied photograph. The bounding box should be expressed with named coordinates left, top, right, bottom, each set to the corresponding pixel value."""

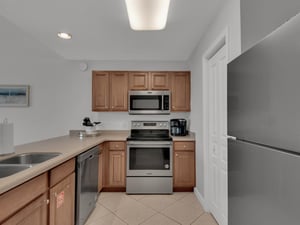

left=98, top=143, right=104, bottom=192
left=150, top=72, right=169, bottom=90
left=0, top=173, right=48, bottom=224
left=2, top=193, right=48, bottom=225
left=106, top=141, right=126, bottom=188
left=170, top=72, right=191, bottom=112
left=129, top=72, right=149, bottom=90
left=129, top=72, right=169, bottom=90
left=49, top=159, right=75, bottom=225
left=92, top=71, right=128, bottom=111
left=173, top=141, right=195, bottom=190
left=92, top=71, right=110, bottom=111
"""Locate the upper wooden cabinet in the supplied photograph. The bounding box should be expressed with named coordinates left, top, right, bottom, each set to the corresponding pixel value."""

left=129, top=72, right=169, bottom=90
left=170, top=72, right=191, bottom=112
left=150, top=72, right=169, bottom=90
left=129, top=72, right=149, bottom=90
left=93, top=70, right=190, bottom=112
left=92, top=71, right=128, bottom=111
left=92, top=72, right=110, bottom=111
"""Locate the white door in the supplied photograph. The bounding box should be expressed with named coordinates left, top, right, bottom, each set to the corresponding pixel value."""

left=208, top=45, right=228, bottom=225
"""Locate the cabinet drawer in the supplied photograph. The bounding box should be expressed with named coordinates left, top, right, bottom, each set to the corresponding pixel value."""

left=0, top=173, right=48, bottom=223
left=50, top=158, right=75, bottom=187
left=174, top=141, right=195, bottom=151
left=109, top=142, right=125, bottom=150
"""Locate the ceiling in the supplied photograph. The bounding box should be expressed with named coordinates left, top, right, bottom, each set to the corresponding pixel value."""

left=0, top=0, right=225, bottom=61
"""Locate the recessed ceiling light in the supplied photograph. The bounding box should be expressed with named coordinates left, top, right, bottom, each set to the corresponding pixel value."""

left=125, top=0, right=171, bottom=31
left=57, top=32, right=72, bottom=40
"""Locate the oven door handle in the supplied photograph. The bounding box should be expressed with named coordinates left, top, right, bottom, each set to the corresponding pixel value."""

left=127, top=141, right=172, bottom=146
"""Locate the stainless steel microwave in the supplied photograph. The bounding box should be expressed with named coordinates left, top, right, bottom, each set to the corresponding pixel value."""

left=128, top=90, right=170, bottom=115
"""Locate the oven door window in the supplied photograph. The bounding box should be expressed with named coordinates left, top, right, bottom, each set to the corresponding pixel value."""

left=130, top=95, right=162, bottom=110
left=129, top=147, right=170, bottom=170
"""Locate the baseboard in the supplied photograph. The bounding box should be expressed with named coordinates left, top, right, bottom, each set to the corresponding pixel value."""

left=194, top=187, right=209, bottom=211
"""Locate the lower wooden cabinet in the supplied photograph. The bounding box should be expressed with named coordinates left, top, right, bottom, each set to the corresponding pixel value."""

left=2, top=193, right=48, bottom=225
left=101, top=141, right=126, bottom=190
left=0, top=173, right=48, bottom=224
left=98, top=144, right=104, bottom=192
left=108, top=150, right=125, bottom=187
left=0, top=159, right=76, bottom=225
left=173, top=141, right=195, bottom=189
left=49, top=173, right=75, bottom=225
left=49, top=158, right=75, bottom=225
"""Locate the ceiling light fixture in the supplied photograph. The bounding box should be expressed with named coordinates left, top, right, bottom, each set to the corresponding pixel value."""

left=125, top=0, right=170, bottom=31
left=57, top=32, right=72, bottom=40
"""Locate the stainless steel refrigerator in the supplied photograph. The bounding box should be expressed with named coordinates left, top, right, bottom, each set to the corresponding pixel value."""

left=228, top=13, right=300, bottom=225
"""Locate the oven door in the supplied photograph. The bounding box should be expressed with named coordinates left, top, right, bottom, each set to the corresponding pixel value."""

left=127, top=141, right=173, bottom=177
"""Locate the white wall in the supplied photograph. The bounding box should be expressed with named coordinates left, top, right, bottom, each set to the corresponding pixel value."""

left=0, top=15, right=189, bottom=145
left=188, top=0, right=241, bottom=197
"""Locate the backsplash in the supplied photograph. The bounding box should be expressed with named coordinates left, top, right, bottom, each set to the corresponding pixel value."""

left=91, top=112, right=191, bottom=130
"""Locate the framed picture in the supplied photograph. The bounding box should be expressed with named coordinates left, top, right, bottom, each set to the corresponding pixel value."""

left=0, top=85, right=30, bottom=107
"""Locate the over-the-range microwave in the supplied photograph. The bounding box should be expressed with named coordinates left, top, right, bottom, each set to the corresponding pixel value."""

left=128, top=90, right=170, bottom=115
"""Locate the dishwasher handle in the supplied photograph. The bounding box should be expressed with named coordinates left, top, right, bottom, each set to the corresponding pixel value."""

left=88, top=154, right=95, bottom=160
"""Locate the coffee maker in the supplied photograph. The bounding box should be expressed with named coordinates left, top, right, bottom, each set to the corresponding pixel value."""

left=170, top=119, right=188, bottom=136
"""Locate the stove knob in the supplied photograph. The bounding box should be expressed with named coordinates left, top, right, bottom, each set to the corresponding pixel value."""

left=159, top=123, right=163, bottom=127
left=137, top=123, right=141, bottom=127
left=132, top=122, right=137, bottom=128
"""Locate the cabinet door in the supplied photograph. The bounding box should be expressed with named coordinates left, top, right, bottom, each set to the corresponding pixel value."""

left=49, top=173, right=75, bottom=225
left=92, top=71, right=110, bottom=111
left=174, top=151, right=195, bottom=187
left=108, top=150, right=125, bottom=187
left=110, top=72, right=128, bottom=111
left=129, top=72, right=149, bottom=90
left=150, top=72, right=169, bottom=90
left=2, top=193, right=48, bottom=225
left=98, top=144, right=104, bottom=192
left=171, top=72, right=191, bottom=111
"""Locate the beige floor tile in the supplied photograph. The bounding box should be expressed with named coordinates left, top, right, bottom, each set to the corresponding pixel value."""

left=98, top=192, right=126, bottom=200
left=179, top=193, right=203, bottom=206
left=191, top=213, right=218, bottom=225
left=140, top=213, right=180, bottom=225
left=127, top=194, right=147, bottom=200
left=169, top=192, right=190, bottom=200
left=87, top=212, right=128, bottom=225
left=139, top=195, right=177, bottom=211
left=99, top=194, right=137, bottom=211
left=84, top=204, right=111, bottom=225
left=114, top=201, right=156, bottom=225
left=162, top=200, right=204, bottom=225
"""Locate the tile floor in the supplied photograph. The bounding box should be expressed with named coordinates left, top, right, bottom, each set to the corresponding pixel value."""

left=85, top=192, right=218, bottom=225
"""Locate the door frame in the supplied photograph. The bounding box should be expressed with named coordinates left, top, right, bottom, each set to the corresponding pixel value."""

left=202, top=27, right=229, bottom=213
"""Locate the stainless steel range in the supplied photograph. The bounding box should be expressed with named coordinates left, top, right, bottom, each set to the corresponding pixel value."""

left=126, top=121, right=173, bottom=194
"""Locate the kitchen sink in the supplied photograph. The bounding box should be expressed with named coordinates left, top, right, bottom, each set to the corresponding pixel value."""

left=0, top=152, right=61, bottom=165
left=0, top=164, right=32, bottom=178
left=0, top=152, right=62, bottom=178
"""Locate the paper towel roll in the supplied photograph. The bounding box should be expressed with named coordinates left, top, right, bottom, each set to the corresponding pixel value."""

left=0, top=121, right=14, bottom=155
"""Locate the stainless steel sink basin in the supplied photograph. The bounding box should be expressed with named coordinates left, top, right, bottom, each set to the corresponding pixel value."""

left=0, top=165, right=32, bottom=178
left=0, top=152, right=62, bottom=165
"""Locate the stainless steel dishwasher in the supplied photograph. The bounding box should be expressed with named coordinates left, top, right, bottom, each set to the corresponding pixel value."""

left=75, top=146, right=99, bottom=225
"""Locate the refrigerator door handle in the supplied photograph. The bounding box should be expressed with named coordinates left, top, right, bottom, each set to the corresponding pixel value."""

left=227, top=135, right=237, bottom=140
